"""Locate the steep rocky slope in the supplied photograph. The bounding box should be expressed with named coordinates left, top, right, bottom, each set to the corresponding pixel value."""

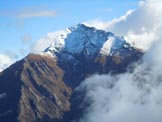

left=0, top=24, right=143, bottom=122
left=0, top=54, right=71, bottom=122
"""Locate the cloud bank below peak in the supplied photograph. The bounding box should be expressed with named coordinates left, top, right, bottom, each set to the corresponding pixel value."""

left=78, top=63, right=162, bottom=122
left=77, top=1, right=162, bottom=122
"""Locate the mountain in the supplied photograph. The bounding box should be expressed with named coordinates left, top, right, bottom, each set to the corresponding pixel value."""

left=0, top=24, right=142, bottom=122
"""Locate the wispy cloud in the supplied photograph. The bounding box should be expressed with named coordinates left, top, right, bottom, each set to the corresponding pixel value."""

left=0, top=54, right=14, bottom=72
left=18, top=10, right=57, bottom=19
left=31, top=31, right=63, bottom=53
left=124, top=1, right=139, bottom=6
left=100, top=8, right=112, bottom=12
left=0, top=50, right=19, bottom=72
left=21, top=34, right=32, bottom=43
left=0, top=5, right=58, bottom=19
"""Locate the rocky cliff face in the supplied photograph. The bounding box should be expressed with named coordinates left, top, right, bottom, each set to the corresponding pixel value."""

left=0, top=24, right=143, bottom=122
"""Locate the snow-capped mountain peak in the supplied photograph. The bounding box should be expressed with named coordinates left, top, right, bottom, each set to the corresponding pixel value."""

left=45, top=28, right=71, bottom=53
left=44, top=23, right=132, bottom=58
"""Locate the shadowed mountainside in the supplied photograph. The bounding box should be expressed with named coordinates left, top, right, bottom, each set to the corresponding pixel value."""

left=0, top=24, right=143, bottom=122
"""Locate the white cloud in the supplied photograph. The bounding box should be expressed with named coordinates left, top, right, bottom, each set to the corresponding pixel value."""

left=84, top=9, right=133, bottom=31
left=21, top=34, right=32, bottom=43
left=31, top=31, right=63, bottom=53
left=85, top=0, right=162, bottom=51
left=78, top=67, right=162, bottom=122
left=78, top=35, right=162, bottom=122
left=0, top=54, right=13, bottom=72
left=76, top=0, right=162, bottom=122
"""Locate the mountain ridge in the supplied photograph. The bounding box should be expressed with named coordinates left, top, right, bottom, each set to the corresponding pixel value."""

left=43, top=24, right=135, bottom=58
left=0, top=24, right=143, bottom=122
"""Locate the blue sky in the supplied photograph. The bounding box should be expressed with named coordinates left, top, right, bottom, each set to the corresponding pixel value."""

left=0, top=0, right=140, bottom=58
